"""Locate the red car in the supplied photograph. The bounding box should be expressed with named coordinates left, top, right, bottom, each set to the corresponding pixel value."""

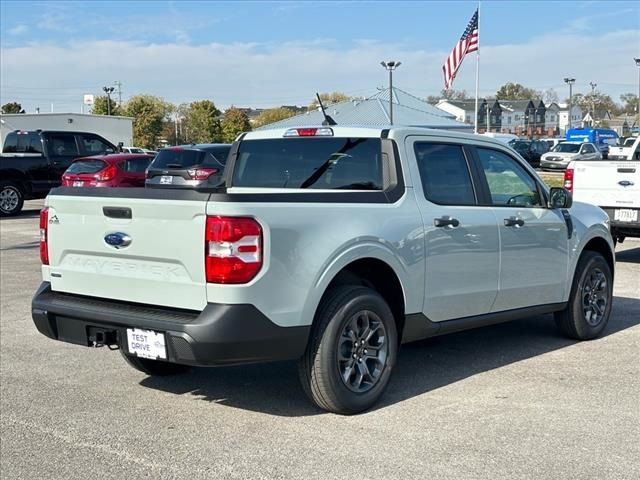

left=61, top=154, right=154, bottom=188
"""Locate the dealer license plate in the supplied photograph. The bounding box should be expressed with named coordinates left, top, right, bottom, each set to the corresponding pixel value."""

left=73, top=181, right=84, bottom=187
left=160, top=175, right=173, bottom=184
left=126, top=328, right=167, bottom=360
left=614, top=209, right=638, bottom=222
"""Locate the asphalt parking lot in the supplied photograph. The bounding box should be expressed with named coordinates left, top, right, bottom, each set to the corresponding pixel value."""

left=1, top=200, right=638, bottom=480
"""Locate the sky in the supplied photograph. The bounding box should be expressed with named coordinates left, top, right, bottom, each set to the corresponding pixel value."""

left=1, top=0, right=639, bottom=113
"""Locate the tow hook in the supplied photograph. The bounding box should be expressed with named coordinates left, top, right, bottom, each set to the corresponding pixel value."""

left=88, top=329, right=120, bottom=350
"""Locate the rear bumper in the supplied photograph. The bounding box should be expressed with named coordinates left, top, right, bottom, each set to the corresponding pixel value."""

left=31, top=282, right=310, bottom=367
left=601, top=208, right=640, bottom=238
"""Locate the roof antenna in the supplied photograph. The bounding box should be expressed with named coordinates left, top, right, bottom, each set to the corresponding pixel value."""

left=315, top=92, right=337, bottom=126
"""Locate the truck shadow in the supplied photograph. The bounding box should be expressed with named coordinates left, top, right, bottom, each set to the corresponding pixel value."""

left=616, top=246, right=640, bottom=264
left=140, top=295, right=640, bottom=417
left=0, top=209, right=41, bottom=221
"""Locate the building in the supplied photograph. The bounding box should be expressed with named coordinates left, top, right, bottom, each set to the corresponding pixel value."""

left=556, top=103, right=583, bottom=134
left=435, top=99, right=501, bottom=132
left=582, top=109, right=612, bottom=128
left=0, top=113, right=133, bottom=146
left=258, top=87, right=471, bottom=131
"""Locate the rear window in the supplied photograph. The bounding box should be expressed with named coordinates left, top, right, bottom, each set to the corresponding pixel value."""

left=200, top=146, right=231, bottom=164
left=232, top=138, right=383, bottom=189
left=2, top=132, right=43, bottom=153
left=66, top=159, right=107, bottom=174
left=150, top=149, right=223, bottom=169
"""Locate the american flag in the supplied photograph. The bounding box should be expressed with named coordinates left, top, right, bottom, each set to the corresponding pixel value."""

left=442, top=9, right=479, bottom=90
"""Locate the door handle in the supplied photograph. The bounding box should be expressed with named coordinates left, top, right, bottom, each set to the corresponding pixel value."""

left=434, top=216, right=460, bottom=228
left=504, top=216, right=525, bottom=227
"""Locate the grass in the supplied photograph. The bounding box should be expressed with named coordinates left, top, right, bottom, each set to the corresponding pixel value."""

left=538, top=171, right=564, bottom=188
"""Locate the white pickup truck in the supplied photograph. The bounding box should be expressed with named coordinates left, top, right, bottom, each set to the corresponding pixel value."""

left=565, top=157, right=640, bottom=243
left=608, top=136, right=640, bottom=161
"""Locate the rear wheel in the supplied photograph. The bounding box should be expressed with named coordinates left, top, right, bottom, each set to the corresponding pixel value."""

left=555, top=251, right=613, bottom=340
left=298, top=286, right=398, bottom=414
left=0, top=182, right=24, bottom=216
left=120, top=351, right=191, bottom=376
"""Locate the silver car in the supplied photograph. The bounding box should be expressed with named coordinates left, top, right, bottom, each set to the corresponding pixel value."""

left=541, top=141, right=601, bottom=170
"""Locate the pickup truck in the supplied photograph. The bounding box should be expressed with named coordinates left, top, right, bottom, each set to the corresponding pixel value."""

left=565, top=158, right=640, bottom=243
left=31, top=126, right=615, bottom=414
left=608, top=136, right=640, bottom=161
left=0, top=130, right=117, bottom=215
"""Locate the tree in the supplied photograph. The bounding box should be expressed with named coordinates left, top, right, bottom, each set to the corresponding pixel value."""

left=426, top=89, right=468, bottom=104
left=309, top=92, right=351, bottom=109
left=124, top=95, right=173, bottom=148
left=1, top=102, right=25, bottom=114
left=619, top=93, right=639, bottom=115
left=92, top=95, right=121, bottom=116
left=568, top=91, right=620, bottom=117
left=253, top=107, right=297, bottom=127
left=221, top=107, right=251, bottom=143
left=495, top=82, right=539, bottom=100
left=542, top=88, right=559, bottom=104
left=183, top=100, right=222, bottom=143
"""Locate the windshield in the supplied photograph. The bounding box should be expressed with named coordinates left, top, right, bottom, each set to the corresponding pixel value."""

left=150, top=149, right=223, bottom=169
left=232, top=138, right=383, bottom=189
left=552, top=143, right=580, bottom=153
left=66, top=159, right=107, bottom=174
left=623, top=138, right=636, bottom=147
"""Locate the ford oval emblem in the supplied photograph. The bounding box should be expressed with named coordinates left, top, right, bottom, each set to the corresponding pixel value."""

left=104, top=232, right=132, bottom=249
left=618, top=180, right=634, bottom=187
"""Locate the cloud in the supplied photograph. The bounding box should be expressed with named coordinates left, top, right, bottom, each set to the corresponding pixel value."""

left=8, top=24, right=29, bottom=35
left=1, top=28, right=638, bottom=113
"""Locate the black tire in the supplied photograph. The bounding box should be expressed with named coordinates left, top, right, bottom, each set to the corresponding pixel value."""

left=0, top=182, right=24, bottom=216
left=555, top=251, right=613, bottom=340
left=298, top=286, right=398, bottom=415
left=120, top=351, right=191, bottom=376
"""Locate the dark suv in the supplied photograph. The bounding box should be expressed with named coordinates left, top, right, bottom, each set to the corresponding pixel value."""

left=508, top=139, right=549, bottom=168
left=145, top=144, right=231, bottom=189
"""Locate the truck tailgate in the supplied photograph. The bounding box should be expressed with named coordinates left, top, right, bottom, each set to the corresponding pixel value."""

left=45, top=189, right=209, bottom=310
left=571, top=161, right=640, bottom=208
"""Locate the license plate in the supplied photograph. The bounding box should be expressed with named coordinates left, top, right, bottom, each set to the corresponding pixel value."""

left=73, top=181, right=84, bottom=187
left=126, top=328, right=167, bottom=360
left=614, top=209, right=638, bottom=222
left=160, top=175, right=173, bottom=185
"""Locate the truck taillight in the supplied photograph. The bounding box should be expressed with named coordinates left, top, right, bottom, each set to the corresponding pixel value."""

left=40, top=208, right=49, bottom=265
left=205, top=216, right=262, bottom=284
left=95, top=164, right=117, bottom=181
left=564, top=168, right=574, bottom=192
left=188, top=167, right=218, bottom=180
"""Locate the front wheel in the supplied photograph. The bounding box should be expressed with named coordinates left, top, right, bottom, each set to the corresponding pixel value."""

left=120, top=351, right=191, bottom=376
left=555, top=251, right=613, bottom=340
left=298, top=286, right=398, bottom=414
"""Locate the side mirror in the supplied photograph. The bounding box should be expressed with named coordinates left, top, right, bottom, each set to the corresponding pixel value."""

left=548, top=187, right=572, bottom=209
left=117, top=142, right=124, bottom=153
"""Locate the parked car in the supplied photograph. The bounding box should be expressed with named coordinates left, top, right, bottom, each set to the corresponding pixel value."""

left=508, top=139, right=549, bottom=168
left=0, top=130, right=117, bottom=215
left=61, top=154, right=154, bottom=188
left=120, top=146, right=146, bottom=154
left=145, top=143, right=231, bottom=189
left=141, top=148, right=158, bottom=155
left=540, top=138, right=565, bottom=150
left=32, top=126, right=614, bottom=414
left=608, top=136, right=640, bottom=161
left=540, top=141, right=602, bottom=170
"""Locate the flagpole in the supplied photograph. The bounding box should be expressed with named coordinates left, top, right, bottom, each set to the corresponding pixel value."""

left=474, top=2, right=480, bottom=134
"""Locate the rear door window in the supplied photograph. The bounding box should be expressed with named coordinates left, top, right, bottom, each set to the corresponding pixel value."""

left=2, top=132, right=42, bottom=153
left=80, top=135, right=114, bottom=155
left=232, top=138, right=383, bottom=189
left=124, top=157, right=152, bottom=173
left=48, top=134, right=79, bottom=156
left=414, top=143, right=476, bottom=205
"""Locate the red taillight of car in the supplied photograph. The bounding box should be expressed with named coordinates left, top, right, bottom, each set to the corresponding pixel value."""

left=564, top=168, right=574, bottom=192
left=40, top=208, right=49, bottom=265
left=188, top=168, right=219, bottom=181
left=205, top=216, right=262, bottom=284
left=95, top=164, right=118, bottom=182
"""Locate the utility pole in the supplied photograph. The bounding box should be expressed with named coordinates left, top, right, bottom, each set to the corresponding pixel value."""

left=114, top=80, right=122, bottom=106
left=564, top=77, right=575, bottom=132
left=634, top=58, right=640, bottom=123
left=380, top=61, right=401, bottom=125
left=103, top=86, right=115, bottom=115
left=589, top=81, right=597, bottom=126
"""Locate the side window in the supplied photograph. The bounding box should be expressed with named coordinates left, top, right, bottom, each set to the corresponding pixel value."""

left=124, top=158, right=152, bottom=173
left=587, top=144, right=596, bottom=153
left=48, top=135, right=79, bottom=156
left=414, top=143, right=476, bottom=206
left=26, top=133, right=43, bottom=153
left=81, top=135, right=113, bottom=155
left=476, top=148, right=543, bottom=207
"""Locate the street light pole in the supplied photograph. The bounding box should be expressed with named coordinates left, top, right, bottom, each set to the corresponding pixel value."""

left=564, top=77, right=575, bottom=132
left=102, top=86, right=115, bottom=115
left=380, top=61, right=401, bottom=125
left=589, top=81, right=597, bottom=126
left=634, top=58, right=640, bottom=122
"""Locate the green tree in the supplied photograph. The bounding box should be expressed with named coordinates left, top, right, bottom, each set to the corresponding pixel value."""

left=253, top=107, right=297, bottom=128
left=221, top=107, right=251, bottom=143
left=92, top=95, right=121, bottom=116
left=619, top=93, right=638, bottom=115
left=496, top=82, right=539, bottom=100
left=568, top=91, right=620, bottom=116
left=124, top=95, right=173, bottom=148
left=183, top=100, right=222, bottom=143
left=1, top=102, right=25, bottom=114
left=309, top=92, right=351, bottom=109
